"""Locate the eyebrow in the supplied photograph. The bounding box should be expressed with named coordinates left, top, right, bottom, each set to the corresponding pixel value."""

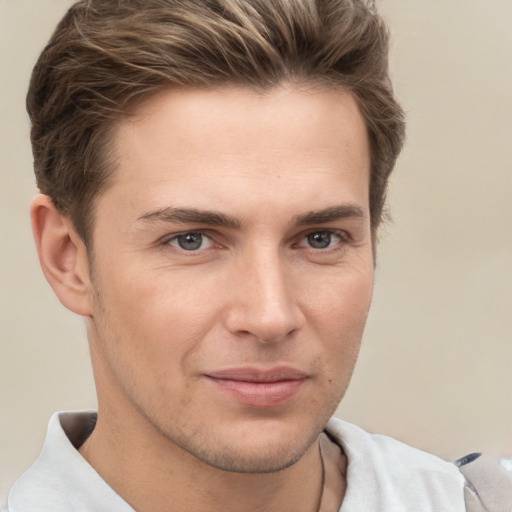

left=137, top=203, right=366, bottom=229
left=138, top=207, right=242, bottom=229
left=292, top=204, right=366, bottom=226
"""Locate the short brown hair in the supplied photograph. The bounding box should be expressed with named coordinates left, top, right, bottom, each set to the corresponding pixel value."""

left=27, top=0, right=405, bottom=245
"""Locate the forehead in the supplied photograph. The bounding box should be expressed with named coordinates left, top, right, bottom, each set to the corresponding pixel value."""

left=99, top=85, right=370, bottom=225
left=118, top=85, right=368, bottom=165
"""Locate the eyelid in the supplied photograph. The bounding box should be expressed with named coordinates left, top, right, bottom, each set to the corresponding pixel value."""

left=294, top=228, right=351, bottom=248
left=160, top=229, right=215, bottom=250
left=158, top=227, right=352, bottom=252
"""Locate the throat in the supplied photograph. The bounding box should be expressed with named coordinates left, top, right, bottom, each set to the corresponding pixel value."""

left=317, top=432, right=347, bottom=512
left=76, top=414, right=330, bottom=512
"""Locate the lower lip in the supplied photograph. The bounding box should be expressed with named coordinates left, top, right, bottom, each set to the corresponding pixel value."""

left=206, top=377, right=306, bottom=407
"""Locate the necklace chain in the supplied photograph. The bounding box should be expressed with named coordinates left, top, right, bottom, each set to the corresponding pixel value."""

left=315, top=440, right=326, bottom=512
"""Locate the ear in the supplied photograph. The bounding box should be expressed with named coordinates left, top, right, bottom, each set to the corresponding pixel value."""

left=30, top=194, right=92, bottom=317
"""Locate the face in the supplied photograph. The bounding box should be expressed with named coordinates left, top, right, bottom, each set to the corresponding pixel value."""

left=85, top=85, right=374, bottom=473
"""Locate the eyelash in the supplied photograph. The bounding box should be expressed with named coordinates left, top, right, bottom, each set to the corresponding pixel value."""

left=295, top=229, right=350, bottom=250
left=162, top=230, right=213, bottom=251
left=161, top=229, right=350, bottom=253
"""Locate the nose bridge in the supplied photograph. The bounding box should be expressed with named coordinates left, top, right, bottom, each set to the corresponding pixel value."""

left=225, top=243, right=303, bottom=342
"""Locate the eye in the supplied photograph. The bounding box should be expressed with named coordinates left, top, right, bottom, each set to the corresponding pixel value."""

left=166, top=231, right=214, bottom=251
left=299, top=230, right=344, bottom=249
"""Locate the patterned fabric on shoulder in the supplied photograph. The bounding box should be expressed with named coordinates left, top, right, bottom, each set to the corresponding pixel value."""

left=455, top=453, right=512, bottom=512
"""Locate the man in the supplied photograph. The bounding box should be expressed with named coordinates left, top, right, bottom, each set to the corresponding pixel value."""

left=3, top=0, right=510, bottom=511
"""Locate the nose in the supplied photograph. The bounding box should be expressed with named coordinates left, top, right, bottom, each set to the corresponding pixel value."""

left=223, top=249, right=305, bottom=343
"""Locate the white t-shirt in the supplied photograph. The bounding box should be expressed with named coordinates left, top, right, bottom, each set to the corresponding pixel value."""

left=325, top=418, right=465, bottom=511
left=3, top=411, right=466, bottom=511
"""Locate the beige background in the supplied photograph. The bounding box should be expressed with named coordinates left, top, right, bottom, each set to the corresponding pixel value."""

left=1, top=0, right=511, bottom=503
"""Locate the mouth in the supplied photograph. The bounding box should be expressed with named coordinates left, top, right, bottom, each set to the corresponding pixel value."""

left=205, top=367, right=308, bottom=407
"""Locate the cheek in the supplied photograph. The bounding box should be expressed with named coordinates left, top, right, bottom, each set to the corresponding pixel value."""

left=305, top=263, right=373, bottom=330
left=95, top=266, right=221, bottom=368
left=305, top=266, right=373, bottom=374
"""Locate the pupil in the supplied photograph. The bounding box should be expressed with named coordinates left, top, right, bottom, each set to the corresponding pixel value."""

left=178, top=233, right=202, bottom=250
left=308, top=232, right=331, bottom=249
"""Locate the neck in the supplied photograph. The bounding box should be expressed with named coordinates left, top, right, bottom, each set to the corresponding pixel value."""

left=79, top=406, right=324, bottom=512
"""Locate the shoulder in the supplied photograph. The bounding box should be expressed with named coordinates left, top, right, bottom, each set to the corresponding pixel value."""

left=456, top=453, right=512, bottom=512
left=4, top=411, right=132, bottom=512
left=4, top=412, right=82, bottom=512
left=325, top=418, right=466, bottom=511
left=326, top=417, right=463, bottom=476
left=325, top=418, right=512, bottom=512
left=4, top=455, right=75, bottom=512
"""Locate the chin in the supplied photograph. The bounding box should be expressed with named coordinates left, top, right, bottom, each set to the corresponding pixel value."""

left=191, top=440, right=309, bottom=474
left=170, top=416, right=323, bottom=474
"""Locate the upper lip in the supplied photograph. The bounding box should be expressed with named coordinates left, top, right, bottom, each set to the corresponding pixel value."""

left=206, top=367, right=307, bottom=383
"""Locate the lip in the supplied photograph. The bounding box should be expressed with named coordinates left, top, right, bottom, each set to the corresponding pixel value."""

left=205, top=367, right=307, bottom=407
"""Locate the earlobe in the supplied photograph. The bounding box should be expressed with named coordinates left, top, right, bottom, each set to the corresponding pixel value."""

left=30, top=194, right=92, bottom=317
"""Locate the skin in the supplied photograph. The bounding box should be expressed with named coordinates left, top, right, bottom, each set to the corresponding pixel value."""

left=32, top=85, right=373, bottom=512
